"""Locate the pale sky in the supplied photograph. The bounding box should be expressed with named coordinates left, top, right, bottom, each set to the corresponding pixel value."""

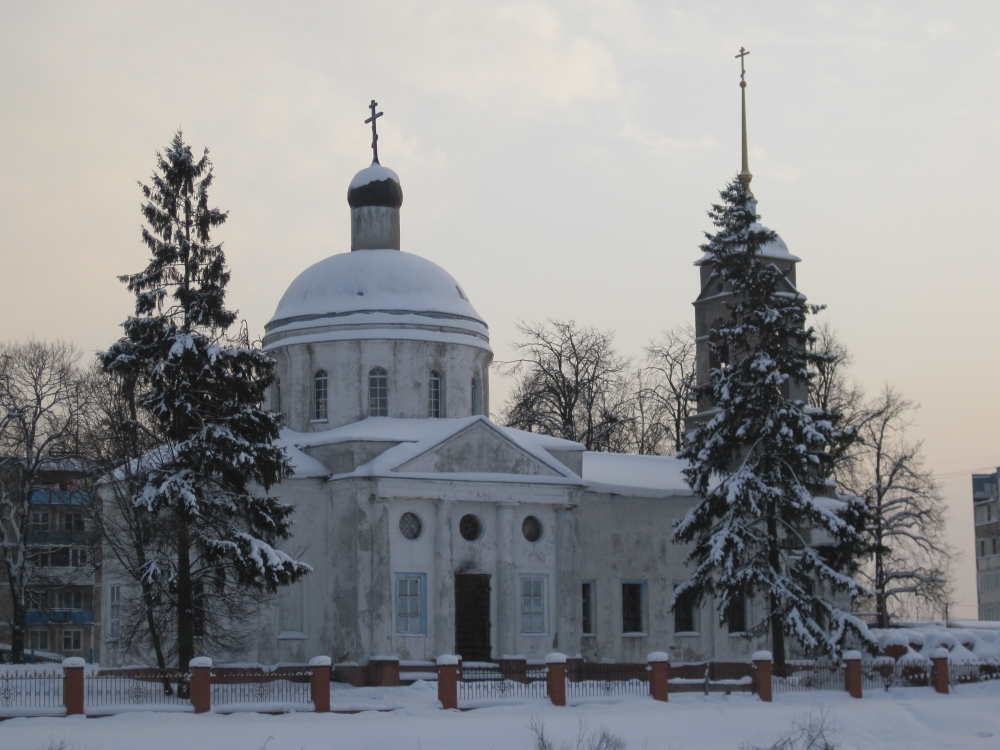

left=2, top=1, right=998, bottom=620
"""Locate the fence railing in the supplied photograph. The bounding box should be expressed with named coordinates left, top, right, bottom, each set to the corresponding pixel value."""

left=458, top=664, right=549, bottom=701
left=566, top=662, right=649, bottom=699
left=210, top=667, right=312, bottom=707
left=85, top=668, right=190, bottom=708
left=0, top=668, right=63, bottom=710
left=771, top=661, right=844, bottom=694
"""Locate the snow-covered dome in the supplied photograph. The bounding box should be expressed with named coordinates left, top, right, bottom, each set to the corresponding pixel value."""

left=696, top=198, right=800, bottom=265
left=348, top=163, right=403, bottom=209
left=263, top=249, right=489, bottom=347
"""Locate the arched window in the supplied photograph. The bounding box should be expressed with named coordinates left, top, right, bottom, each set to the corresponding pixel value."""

left=471, top=376, right=481, bottom=416
left=369, top=367, right=388, bottom=417
left=313, top=370, right=328, bottom=421
left=429, top=370, right=441, bottom=418
left=271, top=380, right=281, bottom=415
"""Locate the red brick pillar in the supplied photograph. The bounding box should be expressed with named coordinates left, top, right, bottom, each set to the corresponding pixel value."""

left=62, top=657, right=86, bottom=716
left=546, top=652, right=567, bottom=707
left=753, top=651, right=772, bottom=703
left=648, top=652, right=669, bottom=702
left=500, top=655, right=528, bottom=684
left=437, top=655, right=459, bottom=710
left=189, top=656, right=212, bottom=713
left=930, top=649, right=950, bottom=694
left=843, top=651, right=862, bottom=699
left=310, top=656, right=331, bottom=713
left=367, top=656, right=400, bottom=687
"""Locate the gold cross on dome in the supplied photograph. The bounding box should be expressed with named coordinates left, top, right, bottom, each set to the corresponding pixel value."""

left=736, top=47, right=749, bottom=86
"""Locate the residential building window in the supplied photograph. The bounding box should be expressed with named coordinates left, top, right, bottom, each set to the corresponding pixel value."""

left=63, top=512, right=84, bottom=532
left=395, top=573, right=426, bottom=635
left=582, top=581, right=595, bottom=636
left=521, top=576, right=546, bottom=634
left=994, top=538, right=1000, bottom=556
left=70, top=548, right=87, bottom=567
left=30, top=511, right=49, bottom=531
left=727, top=589, right=748, bottom=634
left=63, top=629, right=82, bottom=651
left=674, top=583, right=699, bottom=634
left=109, top=585, right=121, bottom=639
left=984, top=606, right=1000, bottom=620
left=313, top=370, right=328, bottom=421
left=29, top=630, right=49, bottom=651
left=429, top=370, right=442, bottom=418
left=622, top=582, right=646, bottom=634
left=28, top=590, right=48, bottom=609
left=369, top=367, right=388, bottom=417
left=980, top=571, right=1000, bottom=593
left=60, top=589, right=83, bottom=610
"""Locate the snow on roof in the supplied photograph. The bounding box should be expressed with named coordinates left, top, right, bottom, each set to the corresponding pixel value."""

left=582, top=452, right=694, bottom=497
left=280, top=417, right=585, bottom=485
left=348, top=163, right=400, bottom=190
left=265, top=250, right=488, bottom=343
left=871, top=623, right=1000, bottom=662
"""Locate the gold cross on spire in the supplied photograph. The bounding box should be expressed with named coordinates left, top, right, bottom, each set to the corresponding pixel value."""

left=735, top=47, right=753, bottom=196
left=365, top=99, right=383, bottom=164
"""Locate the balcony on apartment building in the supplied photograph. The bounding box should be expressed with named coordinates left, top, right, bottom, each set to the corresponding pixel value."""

left=25, top=608, right=95, bottom=625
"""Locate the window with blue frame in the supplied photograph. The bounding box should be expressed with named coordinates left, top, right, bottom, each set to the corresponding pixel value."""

left=395, top=573, right=426, bottom=635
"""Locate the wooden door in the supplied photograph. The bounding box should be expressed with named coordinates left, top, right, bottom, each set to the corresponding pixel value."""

left=454, top=574, right=491, bottom=662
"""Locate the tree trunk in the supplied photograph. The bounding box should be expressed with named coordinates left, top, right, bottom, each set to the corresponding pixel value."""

left=767, top=510, right=787, bottom=676
left=8, top=585, right=25, bottom=664
left=176, top=520, right=194, bottom=671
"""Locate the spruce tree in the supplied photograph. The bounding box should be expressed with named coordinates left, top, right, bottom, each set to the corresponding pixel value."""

left=101, top=131, right=309, bottom=670
left=674, top=177, right=873, bottom=673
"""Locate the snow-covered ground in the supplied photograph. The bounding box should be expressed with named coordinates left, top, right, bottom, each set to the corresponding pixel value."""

left=2, top=679, right=999, bottom=750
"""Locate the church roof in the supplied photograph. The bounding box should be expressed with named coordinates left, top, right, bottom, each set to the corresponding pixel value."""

left=264, top=249, right=490, bottom=349
left=582, top=452, right=693, bottom=497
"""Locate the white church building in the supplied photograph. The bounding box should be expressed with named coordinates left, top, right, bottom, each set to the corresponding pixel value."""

left=103, top=112, right=813, bottom=669
left=242, top=133, right=808, bottom=668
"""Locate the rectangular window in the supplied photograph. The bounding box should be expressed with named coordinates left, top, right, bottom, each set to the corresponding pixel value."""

left=314, top=372, right=328, bottom=421
left=582, top=581, right=595, bottom=635
left=29, top=630, right=49, bottom=651
left=994, top=538, right=1000, bottom=556
left=674, top=583, right=699, bottom=634
left=369, top=369, right=388, bottom=417
left=521, top=576, right=546, bottom=634
left=28, top=590, right=48, bottom=609
left=60, top=589, right=83, bottom=610
left=727, top=589, right=748, bottom=634
left=395, top=573, right=426, bottom=635
left=30, top=511, right=49, bottom=531
left=980, top=571, right=1000, bottom=593
left=621, top=582, right=645, bottom=634
left=429, top=371, right=441, bottom=418
left=980, top=540, right=990, bottom=558
left=70, top=548, right=87, bottom=567
left=63, top=513, right=84, bottom=532
left=109, top=585, right=121, bottom=639
left=63, top=629, right=82, bottom=651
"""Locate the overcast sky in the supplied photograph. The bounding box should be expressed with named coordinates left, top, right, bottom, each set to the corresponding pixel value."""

left=2, top=1, right=998, bottom=619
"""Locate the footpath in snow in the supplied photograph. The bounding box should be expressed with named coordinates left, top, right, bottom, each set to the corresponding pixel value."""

left=1, top=679, right=999, bottom=750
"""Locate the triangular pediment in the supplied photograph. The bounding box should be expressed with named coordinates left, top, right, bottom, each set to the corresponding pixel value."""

left=393, top=421, right=563, bottom=477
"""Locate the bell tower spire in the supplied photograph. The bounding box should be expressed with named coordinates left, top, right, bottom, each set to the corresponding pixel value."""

left=736, top=47, right=753, bottom=197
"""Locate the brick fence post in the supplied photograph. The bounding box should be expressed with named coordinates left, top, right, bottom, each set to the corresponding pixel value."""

left=437, top=655, right=459, bottom=710
left=189, top=656, right=212, bottom=713
left=367, top=656, right=400, bottom=687
left=930, top=648, right=950, bottom=695
left=843, top=651, right=862, bottom=699
left=546, top=652, right=567, bottom=707
left=648, top=651, right=669, bottom=702
left=62, top=657, right=86, bottom=716
left=310, top=656, right=331, bottom=713
left=500, top=655, right=528, bottom=684
left=752, top=651, right=772, bottom=703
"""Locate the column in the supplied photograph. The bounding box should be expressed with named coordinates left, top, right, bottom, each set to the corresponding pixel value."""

left=434, top=499, right=456, bottom=656
left=753, top=650, right=772, bottom=702
left=554, top=506, right=580, bottom=653
left=189, top=656, right=212, bottom=713
left=496, top=503, right=516, bottom=658
left=62, top=657, right=85, bottom=716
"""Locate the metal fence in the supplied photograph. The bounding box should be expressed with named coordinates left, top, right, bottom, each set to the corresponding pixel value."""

left=771, top=661, right=844, bottom=694
left=458, top=665, right=549, bottom=701
left=210, top=667, right=312, bottom=706
left=566, top=663, right=649, bottom=699
left=0, top=669, right=62, bottom=709
left=85, top=669, right=191, bottom=708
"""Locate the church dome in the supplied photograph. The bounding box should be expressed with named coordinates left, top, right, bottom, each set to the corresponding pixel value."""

left=347, top=163, right=403, bottom=209
left=264, top=249, right=489, bottom=345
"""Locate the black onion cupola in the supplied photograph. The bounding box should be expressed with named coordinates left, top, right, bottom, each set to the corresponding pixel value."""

left=348, top=99, right=403, bottom=251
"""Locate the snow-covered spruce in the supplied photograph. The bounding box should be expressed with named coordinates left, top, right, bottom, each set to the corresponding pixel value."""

left=673, top=176, right=874, bottom=672
left=100, top=131, right=310, bottom=670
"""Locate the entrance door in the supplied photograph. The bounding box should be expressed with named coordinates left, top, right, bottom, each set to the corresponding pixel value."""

left=455, top=574, right=492, bottom=661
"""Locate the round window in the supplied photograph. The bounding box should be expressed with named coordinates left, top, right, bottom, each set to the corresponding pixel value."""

left=399, top=512, right=423, bottom=540
left=459, top=514, right=483, bottom=541
left=522, top=515, right=543, bottom=542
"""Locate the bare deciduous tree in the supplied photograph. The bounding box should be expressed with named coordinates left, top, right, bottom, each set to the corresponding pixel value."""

left=840, top=387, right=952, bottom=627
left=808, top=321, right=864, bottom=425
left=0, top=341, right=88, bottom=663
left=642, top=325, right=697, bottom=455
left=496, top=320, right=632, bottom=451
